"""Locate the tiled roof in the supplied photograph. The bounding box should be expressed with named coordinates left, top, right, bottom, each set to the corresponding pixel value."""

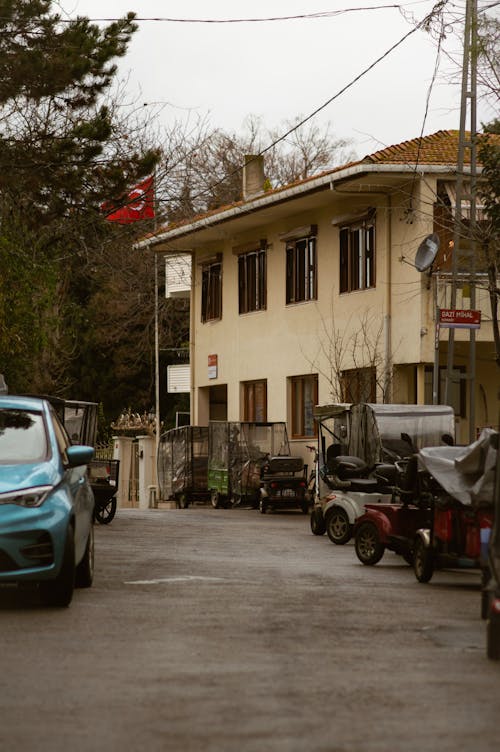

left=363, top=129, right=495, bottom=165
left=147, top=130, right=498, bottom=240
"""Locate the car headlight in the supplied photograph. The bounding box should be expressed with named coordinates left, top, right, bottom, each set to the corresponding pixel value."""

left=0, top=485, right=53, bottom=507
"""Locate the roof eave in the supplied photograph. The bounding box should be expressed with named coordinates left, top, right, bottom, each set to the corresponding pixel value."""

left=137, top=162, right=475, bottom=251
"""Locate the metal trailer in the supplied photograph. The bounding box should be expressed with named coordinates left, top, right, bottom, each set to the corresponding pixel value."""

left=157, top=425, right=209, bottom=508
left=208, top=421, right=290, bottom=509
left=89, top=458, right=120, bottom=524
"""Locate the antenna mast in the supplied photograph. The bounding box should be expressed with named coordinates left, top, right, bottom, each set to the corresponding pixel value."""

left=444, top=0, right=478, bottom=443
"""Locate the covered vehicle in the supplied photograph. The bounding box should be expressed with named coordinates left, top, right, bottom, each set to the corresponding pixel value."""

left=413, top=428, right=496, bottom=585
left=0, top=395, right=95, bottom=606
left=312, top=403, right=455, bottom=546
left=157, top=426, right=209, bottom=508
left=208, top=421, right=291, bottom=509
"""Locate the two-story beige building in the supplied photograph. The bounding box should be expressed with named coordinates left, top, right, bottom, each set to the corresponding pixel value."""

left=140, top=130, right=498, bottom=453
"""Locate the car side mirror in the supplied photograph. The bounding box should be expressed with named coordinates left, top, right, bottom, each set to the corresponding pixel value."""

left=66, top=445, right=94, bottom=468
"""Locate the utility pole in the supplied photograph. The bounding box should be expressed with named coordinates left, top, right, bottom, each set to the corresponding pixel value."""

left=444, top=0, right=479, bottom=443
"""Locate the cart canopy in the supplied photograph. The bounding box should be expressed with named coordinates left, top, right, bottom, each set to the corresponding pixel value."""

left=208, top=421, right=290, bottom=498
left=314, top=403, right=455, bottom=467
left=419, top=428, right=498, bottom=506
left=349, top=403, right=455, bottom=466
left=158, top=426, right=208, bottom=499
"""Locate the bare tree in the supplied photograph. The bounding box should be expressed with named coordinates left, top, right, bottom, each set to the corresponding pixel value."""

left=155, top=115, right=355, bottom=223
left=305, top=300, right=393, bottom=404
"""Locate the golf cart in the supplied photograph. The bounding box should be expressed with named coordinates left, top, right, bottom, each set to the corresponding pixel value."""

left=311, top=403, right=455, bottom=548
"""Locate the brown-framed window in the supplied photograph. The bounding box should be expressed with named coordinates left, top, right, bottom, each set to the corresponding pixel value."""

left=341, top=367, right=376, bottom=403
left=286, top=236, right=317, bottom=304
left=290, top=374, right=318, bottom=438
left=242, top=380, right=267, bottom=421
left=201, top=260, right=222, bottom=323
left=238, top=248, right=267, bottom=314
left=424, top=365, right=466, bottom=417
left=339, top=217, right=375, bottom=293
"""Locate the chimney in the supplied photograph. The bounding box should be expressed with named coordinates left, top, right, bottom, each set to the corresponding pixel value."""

left=243, top=155, right=265, bottom=201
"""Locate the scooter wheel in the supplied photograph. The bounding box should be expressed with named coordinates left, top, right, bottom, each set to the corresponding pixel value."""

left=413, top=537, right=434, bottom=583
left=310, top=507, right=326, bottom=536
left=325, top=506, right=351, bottom=545
left=354, top=521, right=385, bottom=565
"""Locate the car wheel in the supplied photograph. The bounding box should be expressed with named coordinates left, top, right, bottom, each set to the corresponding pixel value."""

left=94, top=497, right=117, bottom=525
left=326, top=506, right=351, bottom=545
left=355, top=521, right=385, bottom=565
left=211, top=490, right=221, bottom=509
left=75, top=523, right=94, bottom=589
left=310, top=507, right=326, bottom=536
left=413, top=537, right=434, bottom=583
left=40, top=525, right=75, bottom=607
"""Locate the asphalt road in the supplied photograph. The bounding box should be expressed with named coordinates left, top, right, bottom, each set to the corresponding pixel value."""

left=1, top=506, right=499, bottom=752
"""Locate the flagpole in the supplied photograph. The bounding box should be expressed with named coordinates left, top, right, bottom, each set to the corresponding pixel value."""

left=154, top=174, right=160, bottom=496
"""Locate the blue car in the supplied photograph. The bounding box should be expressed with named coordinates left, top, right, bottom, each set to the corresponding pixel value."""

left=0, top=395, right=95, bottom=606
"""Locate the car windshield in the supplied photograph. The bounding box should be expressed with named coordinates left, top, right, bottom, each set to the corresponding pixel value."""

left=0, top=409, right=48, bottom=463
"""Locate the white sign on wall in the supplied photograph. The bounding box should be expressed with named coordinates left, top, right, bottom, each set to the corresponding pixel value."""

left=167, top=364, right=190, bottom=393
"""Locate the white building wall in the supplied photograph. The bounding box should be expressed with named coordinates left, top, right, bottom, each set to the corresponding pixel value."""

left=191, top=192, right=431, bottom=425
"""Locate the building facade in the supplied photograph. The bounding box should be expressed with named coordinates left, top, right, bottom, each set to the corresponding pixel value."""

left=140, top=131, right=498, bottom=458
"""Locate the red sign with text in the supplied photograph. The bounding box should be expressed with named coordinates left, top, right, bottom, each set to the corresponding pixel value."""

left=439, top=309, right=481, bottom=329
left=208, top=354, right=218, bottom=379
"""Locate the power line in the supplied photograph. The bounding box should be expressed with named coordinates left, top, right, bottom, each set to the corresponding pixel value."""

left=173, top=3, right=445, bottom=208
left=52, top=6, right=408, bottom=25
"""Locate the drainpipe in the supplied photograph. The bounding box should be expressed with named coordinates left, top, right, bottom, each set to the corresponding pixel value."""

left=189, top=251, right=196, bottom=424
left=384, top=195, right=392, bottom=402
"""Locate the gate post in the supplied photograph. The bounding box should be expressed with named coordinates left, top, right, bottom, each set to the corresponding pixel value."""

left=113, top=435, right=133, bottom=508
left=137, top=435, right=156, bottom=510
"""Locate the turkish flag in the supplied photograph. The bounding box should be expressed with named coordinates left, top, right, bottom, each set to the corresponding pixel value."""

left=104, top=176, right=155, bottom=224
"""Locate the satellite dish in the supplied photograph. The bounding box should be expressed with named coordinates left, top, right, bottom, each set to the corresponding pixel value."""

left=415, top=233, right=440, bottom=272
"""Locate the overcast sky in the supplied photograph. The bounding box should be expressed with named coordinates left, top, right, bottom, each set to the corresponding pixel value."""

left=60, top=0, right=497, bottom=159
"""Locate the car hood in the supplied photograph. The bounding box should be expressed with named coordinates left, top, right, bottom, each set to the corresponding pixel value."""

left=0, top=460, right=61, bottom=494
